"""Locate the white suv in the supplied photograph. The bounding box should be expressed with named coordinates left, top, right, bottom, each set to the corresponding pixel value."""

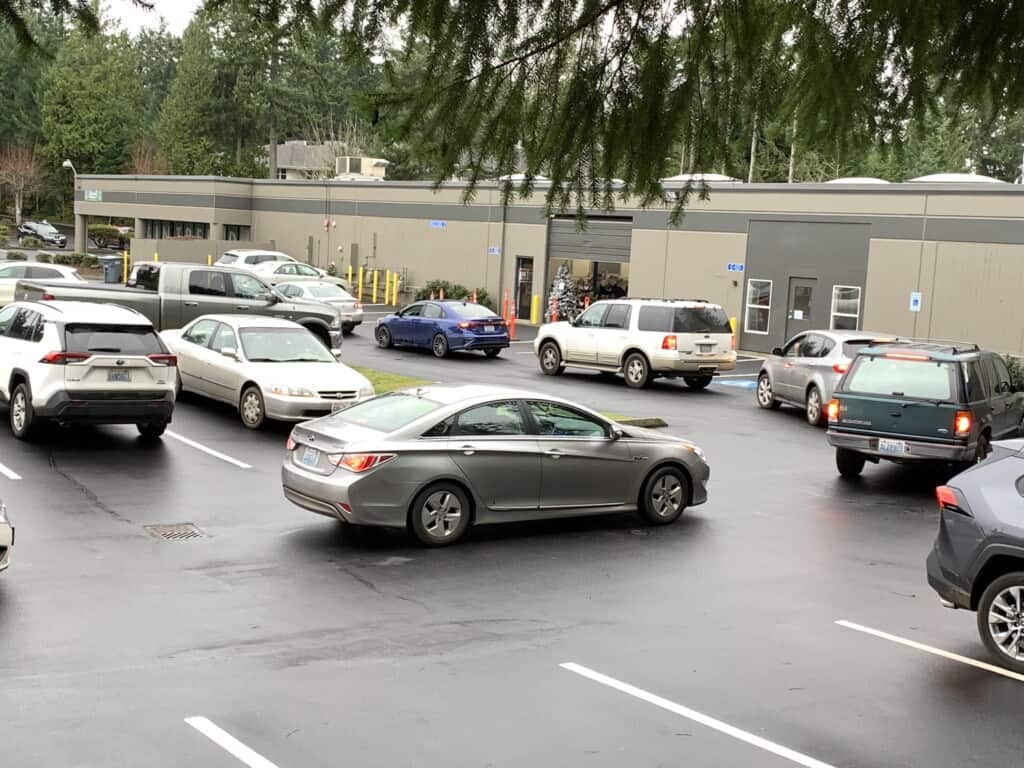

left=216, top=249, right=297, bottom=269
left=534, top=298, right=737, bottom=389
left=0, top=301, right=177, bottom=439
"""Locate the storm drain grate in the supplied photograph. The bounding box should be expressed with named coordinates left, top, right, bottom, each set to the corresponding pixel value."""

left=144, top=523, right=206, bottom=541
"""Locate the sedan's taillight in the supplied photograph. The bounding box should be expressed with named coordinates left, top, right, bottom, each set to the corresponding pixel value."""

left=148, top=354, right=177, bottom=367
left=286, top=436, right=296, bottom=451
left=328, top=453, right=396, bottom=472
left=39, top=351, right=89, bottom=364
left=936, top=485, right=972, bottom=516
left=832, top=362, right=849, bottom=374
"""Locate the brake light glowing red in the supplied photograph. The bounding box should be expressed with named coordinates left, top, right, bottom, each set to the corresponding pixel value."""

left=935, top=485, right=958, bottom=510
left=41, top=292, right=55, bottom=301
left=147, top=354, right=177, bottom=367
left=39, top=351, right=89, bottom=364
left=457, top=321, right=471, bottom=329
left=286, top=436, right=296, bottom=451
left=884, top=352, right=930, bottom=361
left=954, top=411, right=972, bottom=437
left=832, top=362, right=849, bottom=374
left=328, top=453, right=397, bottom=472
left=826, top=398, right=841, bottom=422
left=662, top=335, right=678, bottom=350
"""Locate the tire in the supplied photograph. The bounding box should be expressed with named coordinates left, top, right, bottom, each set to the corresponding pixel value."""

left=137, top=421, right=167, bottom=440
left=306, top=326, right=331, bottom=350
left=805, top=385, right=824, bottom=426
left=623, top=352, right=651, bottom=389
left=836, top=447, right=866, bottom=478
left=9, top=382, right=35, bottom=440
left=640, top=466, right=690, bottom=525
left=376, top=325, right=393, bottom=348
left=409, top=483, right=471, bottom=546
left=974, top=432, right=992, bottom=464
left=976, top=572, right=1024, bottom=673
left=431, top=333, right=449, bottom=358
left=484, top=348, right=501, bottom=358
left=539, top=341, right=564, bottom=376
left=756, top=374, right=781, bottom=410
left=342, top=324, right=354, bottom=336
left=683, top=375, right=713, bottom=391
left=239, top=385, right=266, bottom=430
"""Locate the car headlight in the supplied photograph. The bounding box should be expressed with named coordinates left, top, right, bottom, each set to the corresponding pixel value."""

left=358, top=386, right=375, bottom=399
left=270, top=385, right=316, bottom=398
left=684, top=443, right=706, bottom=462
left=0, top=502, right=7, bottom=524
left=329, top=314, right=341, bottom=330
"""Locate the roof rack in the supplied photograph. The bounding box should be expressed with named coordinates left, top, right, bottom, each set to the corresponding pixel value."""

left=881, top=337, right=981, bottom=355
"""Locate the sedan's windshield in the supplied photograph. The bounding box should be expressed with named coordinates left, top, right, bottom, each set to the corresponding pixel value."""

left=306, top=284, right=351, bottom=299
left=240, top=328, right=334, bottom=362
left=327, top=393, right=442, bottom=432
left=217, top=254, right=238, bottom=264
left=37, top=223, right=58, bottom=236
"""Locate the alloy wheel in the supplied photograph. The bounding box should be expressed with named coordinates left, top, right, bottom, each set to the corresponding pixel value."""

left=649, top=474, right=683, bottom=517
left=757, top=376, right=773, bottom=407
left=541, top=347, right=558, bottom=370
left=806, top=388, right=821, bottom=424
left=11, top=392, right=25, bottom=432
left=421, top=491, right=462, bottom=539
left=626, top=358, right=646, bottom=385
left=987, top=585, right=1024, bottom=661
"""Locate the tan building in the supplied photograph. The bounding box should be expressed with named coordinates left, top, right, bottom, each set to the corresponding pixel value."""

left=72, top=174, right=1024, bottom=354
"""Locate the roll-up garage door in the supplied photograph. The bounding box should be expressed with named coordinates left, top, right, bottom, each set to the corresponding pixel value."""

left=548, top=217, right=633, bottom=263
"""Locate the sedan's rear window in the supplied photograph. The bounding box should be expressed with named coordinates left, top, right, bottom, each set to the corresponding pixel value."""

left=217, top=254, right=238, bottom=264
left=329, top=393, right=442, bottom=433
left=845, top=356, right=954, bottom=400
left=64, top=324, right=164, bottom=355
left=449, top=303, right=499, bottom=319
left=637, top=305, right=732, bottom=334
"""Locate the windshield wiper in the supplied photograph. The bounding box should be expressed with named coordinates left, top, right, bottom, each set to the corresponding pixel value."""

left=289, top=357, right=330, bottom=362
left=246, top=357, right=281, bottom=362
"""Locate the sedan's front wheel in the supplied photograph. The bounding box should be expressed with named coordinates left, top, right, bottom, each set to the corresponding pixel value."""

left=376, top=325, right=393, bottom=348
left=756, top=374, right=781, bottom=410
left=410, top=484, right=471, bottom=546
left=239, top=385, right=266, bottom=430
left=977, top=573, right=1024, bottom=673
left=640, top=466, right=689, bottom=525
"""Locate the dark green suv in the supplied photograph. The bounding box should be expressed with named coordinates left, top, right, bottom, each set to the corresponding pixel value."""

left=826, top=343, right=1024, bottom=477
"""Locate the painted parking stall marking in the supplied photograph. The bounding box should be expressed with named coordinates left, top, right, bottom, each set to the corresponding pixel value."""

left=836, top=620, right=1024, bottom=683
left=561, top=662, right=837, bottom=768
left=0, top=461, right=22, bottom=480
left=165, top=431, right=253, bottom=470
left=185, top=717, right=281, bottom=768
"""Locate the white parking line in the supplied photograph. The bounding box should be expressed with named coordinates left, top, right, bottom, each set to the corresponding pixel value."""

left=560, top=662, right=836, bottom=768
left=0, top=462, right=22, bottom=480
left=165, top=431, right=252, bottom=470
left=185, top=717, right=281, bottom=768
left=716, top=373, right=758, bottom=378
left=835, top=620, right=1024, bottom=683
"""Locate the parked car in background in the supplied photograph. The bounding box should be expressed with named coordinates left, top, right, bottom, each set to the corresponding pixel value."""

left=248, top=260, right=349, bottom=288
left=0, top=300, right=176, bottom=439
left=17, top=220, right=66, bottom=248
left=827, top=343, right=1024, bottom=477
left=756, top=330, right=899, bottom=425
left=534, top=298, right=736, bottom=389
left=281, top=385, right=709, bottom=546
left=0, top=500, right=12, bottom=573
left=275, top=281, right=362, bottom=333
left=216, top=249, right=296, bottom=269
left=162, top=315, right=373, bottom=429
left=14, top=261, right=344, bottom=351
left=0, top=262, right=83, bottom=307
left=375, top=299, right=509, bottom=358
left=927, top=438, right=1024, bottom=672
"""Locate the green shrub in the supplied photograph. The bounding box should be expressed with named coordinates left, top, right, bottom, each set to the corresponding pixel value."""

left=19, top=235, right=42, bottom=248
left=36, top=252, right=53, bottom=263
left=80, top=255, right=100, bottom=269
left=88, top=224, right=130, bottom=249
left=53, top=253, right=72, bottom=265
left=326, top=262, right=338, bottom=276
left=0, top=224, right=7, bottom=240
left=414, top=280, right=496, bottom=311
left=6, top=251, right=27, bottom=261
left=1004, top=355, right=1024, bottom=392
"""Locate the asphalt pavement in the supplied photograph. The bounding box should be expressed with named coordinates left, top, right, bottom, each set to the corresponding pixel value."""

left=1, top=324, right=1018, bottom=768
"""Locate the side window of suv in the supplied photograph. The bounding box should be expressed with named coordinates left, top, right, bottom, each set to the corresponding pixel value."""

left=801, top=333, right=825, bottom=358
left=987, top=355, right=1013, bottom=395
left=782, top=334, right=805, bottom=357
left=602, top=304, right=631, bottom=329
left=576, top=304, right=609, bottom=328
left=7, top=309, right=39, bottom=341
left=0, top=305, right=17, bottom=334
left=964, top=360, right=990, bottom=402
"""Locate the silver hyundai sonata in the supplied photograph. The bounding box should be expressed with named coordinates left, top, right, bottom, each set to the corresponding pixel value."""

left=281, top=385, right=709, bottom=546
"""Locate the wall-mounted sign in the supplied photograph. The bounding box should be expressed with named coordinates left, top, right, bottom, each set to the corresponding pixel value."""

left=84, top=189, right=102, bottom=202
left=487, top=246, right=501, bottom=255
left=726, top=262, right=744, bottom=272
left=429, top=220, right=447, bottom=229
left=909, top=291, right=922, bottom=312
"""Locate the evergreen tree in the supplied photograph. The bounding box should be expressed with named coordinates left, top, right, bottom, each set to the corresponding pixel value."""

left=134, top=22, right=182, bottom=139
left=546, top=264, right=582, bottom=322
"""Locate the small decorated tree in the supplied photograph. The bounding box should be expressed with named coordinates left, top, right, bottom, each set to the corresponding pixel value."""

left=545, top=263, right=581, bottom=321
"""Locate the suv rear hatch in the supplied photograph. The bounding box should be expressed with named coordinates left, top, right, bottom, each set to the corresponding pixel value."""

left=59, top=323, right=175, bottom=393
left=639, top=305, right=733, bottom=354
left=834, top=351, right=964, bottom=442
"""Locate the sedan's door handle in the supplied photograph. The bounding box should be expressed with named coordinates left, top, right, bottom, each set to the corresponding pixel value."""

left=460, top=444, right=476, bottom=456
left=545, top=448, right=562, bottom=459
left=235, top=305, right=251, bottom=310
left=183, top=301, right=198, bottom=307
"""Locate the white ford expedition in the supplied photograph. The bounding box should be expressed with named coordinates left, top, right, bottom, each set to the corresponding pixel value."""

left=534, top=298, right=737, bottom=389
left=0, top=301, right=177, bottom=440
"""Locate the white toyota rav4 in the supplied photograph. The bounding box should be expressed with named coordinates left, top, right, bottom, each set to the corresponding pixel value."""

left=534, top=298, right=737, bottom=389
left=0, top=301, right=177, bottom=440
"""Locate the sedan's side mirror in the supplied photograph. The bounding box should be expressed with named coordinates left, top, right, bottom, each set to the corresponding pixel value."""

left=609, top=426, right=624, bottom=441
left=220, top=346, right=238, bottom=359
left=331, top=348, right=342, bottom=358
left=771, top=347, right=783, bottom=356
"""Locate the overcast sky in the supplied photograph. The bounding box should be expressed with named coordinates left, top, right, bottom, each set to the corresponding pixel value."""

left=106, top=0, right=202, bottom=35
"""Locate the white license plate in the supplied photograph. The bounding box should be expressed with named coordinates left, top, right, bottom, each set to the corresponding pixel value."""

left=484, top=325, right=495, bottom=332
left=878, top=438, right=907, bottom=455
left=698, top=344, right=713, bottom=353
left=300, top=446, right=320, bottom=466
left=107, top=370, right=131, bottom=382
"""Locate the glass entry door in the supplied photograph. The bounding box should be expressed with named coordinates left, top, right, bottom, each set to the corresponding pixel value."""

left=785, top=277, right=816, bottom=340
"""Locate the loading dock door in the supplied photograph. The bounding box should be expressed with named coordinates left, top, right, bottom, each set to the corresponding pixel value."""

left=548, top=218, right=632, bottom=263
left=785, top=277, right=816, bottom=340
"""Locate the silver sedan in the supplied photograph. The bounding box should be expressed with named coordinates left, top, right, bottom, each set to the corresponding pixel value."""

left=161, top=315, right=374, bottom=429
left=756, top=329, right=898, bottom=425
left=281, top=384, right=709, bottom=546
left=0, top=500, right=12, bottom=572
left=275, top=280, right=363, bottom=333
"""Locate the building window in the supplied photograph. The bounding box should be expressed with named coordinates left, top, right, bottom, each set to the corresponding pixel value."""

left=144, top=220, right=209, bottom=240
left=830, top=285, right=861, bottom=330
left=745, top=279, right=772, bottom=334
left=276, top=168, right=287, bottom=179
left=224, top=225, right=250, bottom=241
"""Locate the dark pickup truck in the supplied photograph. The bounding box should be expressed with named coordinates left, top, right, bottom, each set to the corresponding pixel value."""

left=15, top=261, right=344, bottom=349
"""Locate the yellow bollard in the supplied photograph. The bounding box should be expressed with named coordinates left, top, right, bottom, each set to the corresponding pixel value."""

left=372, top=270, right=379, bottom=303
left=729, top=317, right=737, bottom=333
left=153, top=251, right=159, bottom=262
left=384, top=270, right=391, bottom=303
left=357, top=265, right=364, bottom=302
left=530, top=294, right=540, bottom=324
left=347, top=264, right=353, bottom=285
left=122, top=250, right=129, bottom=283
left=393, top=276, right=400, bottom=306
left=207, top=254, right=213, bottom=266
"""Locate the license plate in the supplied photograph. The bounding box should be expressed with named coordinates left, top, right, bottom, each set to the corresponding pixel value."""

left=698, top=344, right=713, bottom=353
left=107, top=370, right=130, bottom=382
left=878, top=438, right=907, bottom=455
left=301, top=446, right=320, bottom=466
left=484, top=325, right=495, bottom=333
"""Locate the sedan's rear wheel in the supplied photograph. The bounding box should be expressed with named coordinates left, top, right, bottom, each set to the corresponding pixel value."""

left=432, top=333, right=449, bottom=358
left=410, top=484, right=470, bottom=546
left=977, top=573, right=1024, bottom=673
left=239, top=385, right=265, bottom=430
left=756, top=374, right=781, bottom=410
left=376, top=325, right=393, bottom=348
left=806, top=385, right=824, bottom=426
left=484, top=348, right=501, bottom=358
left=640, top=466, right=689, bottom=524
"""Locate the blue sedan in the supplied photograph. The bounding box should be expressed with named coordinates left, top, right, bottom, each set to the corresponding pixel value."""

left=375, top=300, right=510, bottom=358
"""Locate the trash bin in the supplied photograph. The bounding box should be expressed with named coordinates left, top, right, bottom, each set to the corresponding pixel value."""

left=99, top=255, right=123, bottom=284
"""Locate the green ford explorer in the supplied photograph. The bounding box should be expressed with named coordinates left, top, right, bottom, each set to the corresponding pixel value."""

left=826, top=343, right=1024, bottom=477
